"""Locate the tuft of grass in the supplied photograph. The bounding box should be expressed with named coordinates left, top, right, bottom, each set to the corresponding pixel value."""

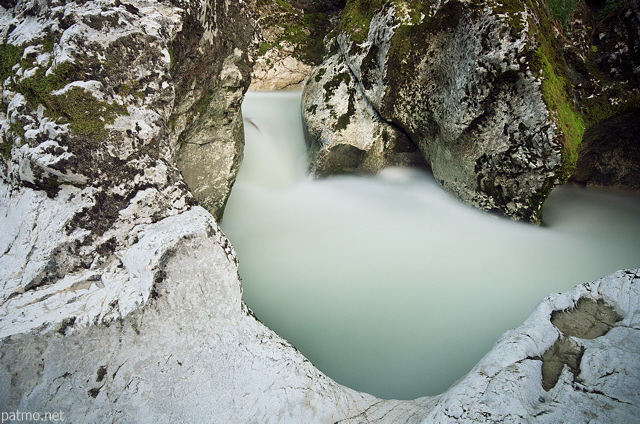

left=0, top=44, right=23, bottom=83
left=546, top=0, right=581, bottom=27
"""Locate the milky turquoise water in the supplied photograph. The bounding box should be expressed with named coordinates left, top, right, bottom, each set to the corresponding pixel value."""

left=221, top=91, right=640, bottom=400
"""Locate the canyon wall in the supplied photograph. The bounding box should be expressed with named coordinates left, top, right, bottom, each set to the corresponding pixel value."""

left=0, top=0, right=638, bottom=422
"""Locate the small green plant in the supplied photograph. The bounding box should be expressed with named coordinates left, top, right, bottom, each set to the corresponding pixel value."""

left=598, top=0, right=630, bottom=18
left=0, top=44, right=23, bottom=83
left=545, top=0, right=581, bottom=27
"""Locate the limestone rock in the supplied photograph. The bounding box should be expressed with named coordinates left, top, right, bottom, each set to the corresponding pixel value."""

left=567, top=2, right=640, bottom=190
left=0, top=0, right=195, bottom=330
left=302, top=52, right=427, bottom=175
left=247, top=0, right=340, bottom=91
left=1, top=0, right=638, bottom=422
left=250, top=46, right=314, bottom=91
left=0, top=206, right=380, bottom=422
left=338, top=269, right=640, bottom=423
left=303, top=0, right=640, bottom=223
left=170, top=0, right=254, bottom=221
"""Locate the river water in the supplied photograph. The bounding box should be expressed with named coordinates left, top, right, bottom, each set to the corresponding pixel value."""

left=221, top=91, right=640, bottom=400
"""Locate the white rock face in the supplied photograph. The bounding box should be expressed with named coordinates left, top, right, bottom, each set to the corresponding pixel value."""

left=1, top=0, right=638, bottom=422
left=250, top=47, right=314, bottom=91
left=0, top=206, right=379, bottom=422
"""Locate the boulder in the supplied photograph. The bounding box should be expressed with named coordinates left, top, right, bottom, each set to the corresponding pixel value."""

left=302, top=52, right=428, bottom=175
left=1, top=0, right=638, bottom=422
left=303, top=0, right=640, bottom=223
left=170, top=0, right=254, bottom=221
left=568, top=1, right=640, bottom=189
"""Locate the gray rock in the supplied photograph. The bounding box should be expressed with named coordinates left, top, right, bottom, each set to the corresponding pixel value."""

left=170, top=0, right=254, bottom=221
left=302, top=51, right=427, bottom=176
left=572, top=110, right=640, bottom=189
left=248, top=0, right=340, bottom=91
left=303, top=0, right=640, bottom=223
left=1, top=0, right=638, bottom=422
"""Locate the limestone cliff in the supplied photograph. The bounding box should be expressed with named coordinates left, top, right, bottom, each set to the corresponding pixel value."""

left=0, top=0, right=378, bottom=419
left=303, top=0, right=640, bottom=223
left=1, top=0, right=639, bottom=422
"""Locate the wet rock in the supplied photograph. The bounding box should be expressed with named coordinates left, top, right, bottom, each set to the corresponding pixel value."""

left=303, top=0, right=640, bottom=223
left=170, top=0, right=254, bottom=220
left=572, top=110, right=640, bottom=189
left=303, top=52, right=428, bottom=175
left=304, top=1, right=568, bottom=223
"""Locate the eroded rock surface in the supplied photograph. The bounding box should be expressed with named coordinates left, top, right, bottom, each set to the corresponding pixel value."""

left=1, top=0, right=638, bottom=422
left=303, top=0, right=640, bottom=223
left=0, top=0, right=379, bottom=419
left=248, top=0, right=341, bottom=91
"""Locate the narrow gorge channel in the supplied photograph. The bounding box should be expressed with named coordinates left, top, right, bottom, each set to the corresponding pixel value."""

left=221, top=91, right=640, bottom=400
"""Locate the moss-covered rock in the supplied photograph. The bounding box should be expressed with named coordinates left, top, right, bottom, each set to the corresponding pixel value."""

left=248, top=0, right=342, bottom=90
left=302, top=0, right=640, bottom=223
left=302, top=51, right=427, bottom=176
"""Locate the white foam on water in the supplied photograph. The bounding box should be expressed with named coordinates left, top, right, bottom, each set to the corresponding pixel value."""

left=221, top=91, right=640, bottom=400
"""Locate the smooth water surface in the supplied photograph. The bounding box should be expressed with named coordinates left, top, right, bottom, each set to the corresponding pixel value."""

left=221, top=91, right=640, bottom=400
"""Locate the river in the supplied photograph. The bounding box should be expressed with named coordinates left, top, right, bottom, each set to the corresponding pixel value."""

left=220, top=90, right=640, bottom=400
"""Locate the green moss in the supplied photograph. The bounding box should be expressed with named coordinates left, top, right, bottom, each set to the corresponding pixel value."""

left=338, top=0, right=388, bottom=44
left=0, top=44, right=23, bottom=83
left=255, top=2, right=333, bottom=65
left=49, top=87, right=125, bottom=138
left=0, top=118, right=25, bottom=159
left=257, top=41, right=278, bottom=57
left=40, top=35, right=57, bottom=54
left=16, top=62, right=83, bottom=107
left=14, top=61, right=124, bottom=139
left=518, top=1, right=586, bottom=184
left=535, top=46, right=585, bottom=175
left=117, top=81, right=144, bottom=99
left=546, top=0, right=581, bottom=27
